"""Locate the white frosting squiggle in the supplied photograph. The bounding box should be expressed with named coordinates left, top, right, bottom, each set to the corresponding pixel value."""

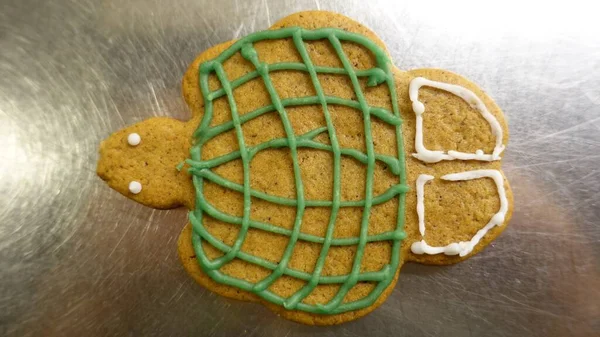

left=411, top=170, right=508, bottom=257
left=416, top=174, right=434, bottom=237
left=409, top=77, right=505, bottom=164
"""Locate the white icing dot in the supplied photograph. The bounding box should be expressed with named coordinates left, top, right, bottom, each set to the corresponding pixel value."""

left=412, top=101, right=425, bottom=115
left=128, top=133, right=141, bottom=146
left=491, top=213, right=505, bottom=225
left=411, top=241, right=425, bottom=255
left=476, top=149, right=484, bottom=155
left=129, top=181, right=142, bottom=194
left=444, top=243, right=461, bottom=256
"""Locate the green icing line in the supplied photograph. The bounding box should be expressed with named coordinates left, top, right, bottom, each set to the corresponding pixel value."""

left=188, top=26, right=407, bottom=315
left=207, top=64, right=387, bottom=101
left=193, top=96, right=401, bottom=140
left=190, top=168, right=407, bottom=208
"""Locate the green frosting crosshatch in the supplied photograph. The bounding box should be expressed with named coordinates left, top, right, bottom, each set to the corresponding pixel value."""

left=185, top=27, right=408, bottom=315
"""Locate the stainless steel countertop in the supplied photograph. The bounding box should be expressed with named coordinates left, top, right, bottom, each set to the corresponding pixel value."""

left=1, top=0, right=599, bottom=336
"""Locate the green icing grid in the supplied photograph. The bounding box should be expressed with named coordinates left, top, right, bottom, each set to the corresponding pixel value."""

left=187, top=27, right=408, bottom=315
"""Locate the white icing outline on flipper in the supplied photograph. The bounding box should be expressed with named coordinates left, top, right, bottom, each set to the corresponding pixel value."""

left=409, top=77, right=505, bottom=164
left=411, top=170, right=508, bottom=257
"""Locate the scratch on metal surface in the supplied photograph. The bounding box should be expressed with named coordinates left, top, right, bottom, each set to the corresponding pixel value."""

left=59, top=291, right=90, bottom=319
left=533, top=169, right=600, bottom=200
left=233, top=23, right=245, bottom=39
left=509, top=155, right=600, bottom=169
left=156, top=40, right=181, bottom=71
left=207, top=316, right=225, bottom=336
left=515, top=115, right=600, bottom=146
left=382, top=8, right=422, bottom=62
left=174, top=289, right=187, bottom=304
left=140, top=209, right=157, bottom=237
left=104, top=90, right=126, bottom=126
left=107, top=219, right=134, bottom=258
left=382, top=10, right=410, bottom=46
left=512, top=231, right=588, bottom=238
left=263, top=0, right=271, bottom=27
left=166, top=281, right=185, bottom=304
left=246, top=324, right=261, bottom=337
left=199, top=15, right=218, bottom=46
left=440, top=278, right=575, bottom=321
left=51, top=220, right=81, bottom=253
left=148, top=83, right=162, bottom=116
left=497, top=294, right=574, bottom=320
left=314, top=0, right=321, bottom=10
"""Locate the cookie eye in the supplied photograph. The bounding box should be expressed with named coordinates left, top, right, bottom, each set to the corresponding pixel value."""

left=129, top=181, right=142, bottom=194
left=411, top=170, right=508, bottom=257
left=128, top=133, right=141, bottom=146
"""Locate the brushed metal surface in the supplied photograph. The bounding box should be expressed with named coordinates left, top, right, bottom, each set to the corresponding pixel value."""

left=1, top=0, right=599, bottom=336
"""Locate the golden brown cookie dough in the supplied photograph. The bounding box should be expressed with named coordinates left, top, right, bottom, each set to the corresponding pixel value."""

left=97, top=10, right=513, bottom=325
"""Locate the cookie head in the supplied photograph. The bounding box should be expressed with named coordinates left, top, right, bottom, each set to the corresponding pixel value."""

left=97, top=117, right=193, bottom=209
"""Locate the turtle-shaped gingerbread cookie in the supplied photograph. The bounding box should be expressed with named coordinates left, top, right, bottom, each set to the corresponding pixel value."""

left=97, top=11, right=513, bottom=325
